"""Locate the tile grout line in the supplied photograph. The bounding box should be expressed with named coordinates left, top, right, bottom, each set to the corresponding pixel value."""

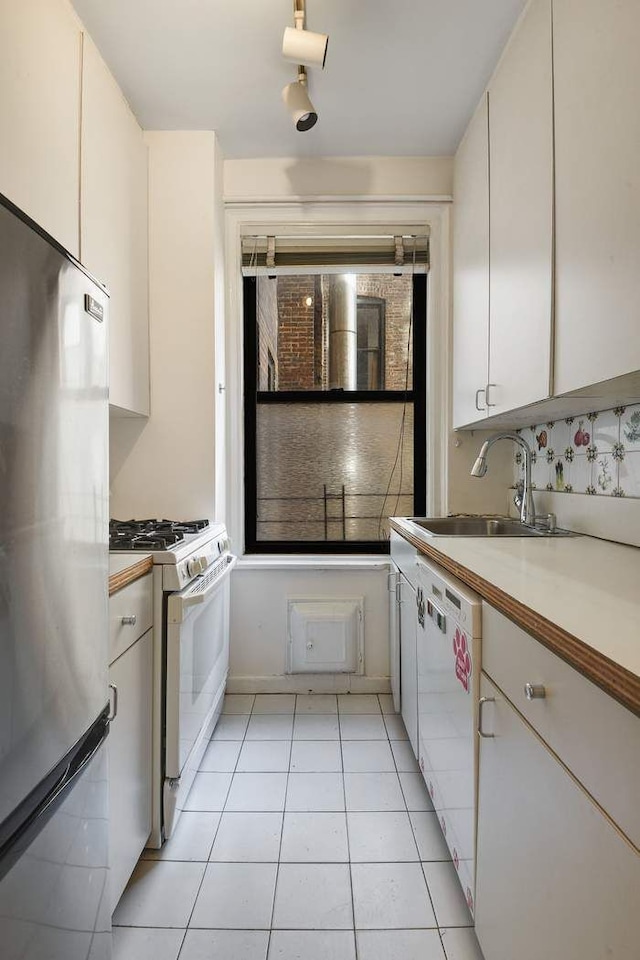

left=134, top=701, right=253, bottom=951
left=392, top=719, right=444, bottom=940
left=209, top=697, right=251, bottom=845
left=173, top=926, right=189, bottom=960
left=342, top=700, right=358, bottom=960
left=178, top=696, right=255, bottom=942
left=145, top=695, right=461, bottom=958
left=386, top=699, right=444, bottom=941
left=266, top=694, right=296, bottom=958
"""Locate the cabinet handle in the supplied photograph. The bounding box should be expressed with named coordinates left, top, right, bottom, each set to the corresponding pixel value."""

left=426, top=599, right=446, bottom=634
left=478, top=696, right=495, bottom=738
left=416, top=586, right=426, bottom=627
left=485, top=383, right=497, bottom=407
left=395, top=578, right=406, bottom=605
left=524, top=683, right=546, bottom=700
left=121, top=615, right=137, bottom=626
left=475, top=388, right=486, bottom=412
left=107, top=683, right=118, bottom=723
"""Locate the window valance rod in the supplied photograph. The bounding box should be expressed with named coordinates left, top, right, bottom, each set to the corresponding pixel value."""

left=241, top=232, right=429, bottom=275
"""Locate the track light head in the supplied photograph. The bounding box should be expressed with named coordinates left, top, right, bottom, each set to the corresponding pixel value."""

left=282, top=25, right=328, bottom=69
left=282, top=77, right=318, bottom=131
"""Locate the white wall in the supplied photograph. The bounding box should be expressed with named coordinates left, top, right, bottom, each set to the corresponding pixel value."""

left=213, top=135, right=227, bottom=524
left=228, top=561, right=391, bottom=694
left=448, top=429, right=514, bottom=516
left=109, top=131, right=224, bottom=521
left=224, top=156, right=453, bottom=201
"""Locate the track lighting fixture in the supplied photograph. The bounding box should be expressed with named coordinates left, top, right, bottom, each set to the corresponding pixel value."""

left=281, top=0, right=327, bottom=132
left=282, top=67, right=318, bottom=131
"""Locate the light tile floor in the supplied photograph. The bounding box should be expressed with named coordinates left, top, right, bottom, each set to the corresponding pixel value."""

left=114, top=694, right=485, bottom=960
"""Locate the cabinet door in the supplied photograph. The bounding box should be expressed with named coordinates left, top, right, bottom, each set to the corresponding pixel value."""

left=399, top=575, right=418, bottom=755
left=475, top=673, right=640, bottom=960
left=108, top=628, right=153, bottom=910
left=482, top=602, right=640, bottom=848
left=389, top=575, right=401, bottom=713
left=81, top=37, right=149, bottom=416
left=452, top=95, right=490, bottom=428
left=0, top=0, right=81, bottom=254
left=488, top=0, right=553, bottom=412
left=553, top=0, right=640, bottom=393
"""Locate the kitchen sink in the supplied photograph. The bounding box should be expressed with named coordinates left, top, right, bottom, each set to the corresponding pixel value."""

left=404, top=516, right=573, bottom=537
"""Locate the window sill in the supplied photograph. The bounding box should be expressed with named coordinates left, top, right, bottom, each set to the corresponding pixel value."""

left=236, top=554, right=391, bottom=571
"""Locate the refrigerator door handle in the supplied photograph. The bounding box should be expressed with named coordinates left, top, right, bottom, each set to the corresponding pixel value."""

left=0, top=709, right=110, bottom=883
left=108, top=683, right=118, bottom=722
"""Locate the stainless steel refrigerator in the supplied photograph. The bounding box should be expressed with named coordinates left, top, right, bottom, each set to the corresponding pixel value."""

left=0, top=194, right=111, bottom=958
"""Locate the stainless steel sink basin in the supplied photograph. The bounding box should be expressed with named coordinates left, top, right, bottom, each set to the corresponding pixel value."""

left=405, top=516, right=572, bottom=537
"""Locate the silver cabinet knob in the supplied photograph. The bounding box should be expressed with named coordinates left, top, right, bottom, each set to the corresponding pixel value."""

left=524, top=682, right=546, bottom=700
left=121, top=615, right=137, bottom=626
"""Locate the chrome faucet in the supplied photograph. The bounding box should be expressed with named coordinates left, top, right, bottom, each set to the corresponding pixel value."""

left=470, top=432, right=536, bottom=525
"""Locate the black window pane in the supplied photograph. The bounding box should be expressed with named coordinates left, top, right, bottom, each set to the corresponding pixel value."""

left=255, top=402, right=414, bottom=542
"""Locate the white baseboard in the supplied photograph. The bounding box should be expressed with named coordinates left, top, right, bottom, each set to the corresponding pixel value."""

left=226, top=674, right=391, bottom=695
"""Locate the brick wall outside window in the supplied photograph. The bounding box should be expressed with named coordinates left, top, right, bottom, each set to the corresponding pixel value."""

left=257, top=276, right=279, bottom=390
left=256, top=274, right=414, bottom=391
left=275, top=276, right=316, bottom=390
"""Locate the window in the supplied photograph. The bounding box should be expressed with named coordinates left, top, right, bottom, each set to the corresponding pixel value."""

left=357, top=296, right=385, bottom=390
left=244, top=272, right=426, bottom=553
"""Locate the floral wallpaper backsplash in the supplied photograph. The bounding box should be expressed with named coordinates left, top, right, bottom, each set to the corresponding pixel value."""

left=513, top=404, right=640, bottom=499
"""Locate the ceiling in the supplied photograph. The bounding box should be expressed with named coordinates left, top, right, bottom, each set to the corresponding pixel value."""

left=71, top=0, right=526, bottom=159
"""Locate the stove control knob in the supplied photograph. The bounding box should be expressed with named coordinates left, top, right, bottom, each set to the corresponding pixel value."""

left=199, top=555, right=209, bottom=571
left=187, top=558, right=202, bottom=577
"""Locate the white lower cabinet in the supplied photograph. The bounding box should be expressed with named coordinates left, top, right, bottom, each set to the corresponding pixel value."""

left=390, top=533, right=420, bottom=749
left=399, top=573, right=418, bottom=756
left=108, top=619, right=153, bottom=909
left=475, top=672, right=640, bottom=960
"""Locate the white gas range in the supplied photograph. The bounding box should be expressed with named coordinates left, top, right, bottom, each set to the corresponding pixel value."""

left=110, top=519, right=236, bottom=846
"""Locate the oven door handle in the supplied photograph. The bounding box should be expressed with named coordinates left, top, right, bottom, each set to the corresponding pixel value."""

left=169, top=555, right=237, bottom=622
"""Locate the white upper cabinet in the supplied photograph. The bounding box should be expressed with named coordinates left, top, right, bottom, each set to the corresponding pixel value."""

left=452, top=94, right=490, bottom=428
left=553, top=0, right=640, bottom=394
left=488, top=0, right=553, bottom=413
left=0, top=0, right=81, bottom=255
left=81, top=37, right=150, bottom=416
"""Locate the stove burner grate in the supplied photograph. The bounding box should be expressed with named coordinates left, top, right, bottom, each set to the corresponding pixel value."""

left=109, top=518, right=210, bottom=551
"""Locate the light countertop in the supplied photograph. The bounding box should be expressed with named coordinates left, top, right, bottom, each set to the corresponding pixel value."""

left=390, top=519, right=640, bottom=716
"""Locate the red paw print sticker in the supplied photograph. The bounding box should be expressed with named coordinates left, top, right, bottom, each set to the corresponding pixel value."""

left=440, top=816, right=447, bottom=836
left=428, top=781, right=435, bottom=799
left=453, top=628, right=472, bottom=693
left=453, top=848, right=459, bottom=871
left=466, top=887, right=474, bottom=914
left=420, top=756, right=425, bottom=772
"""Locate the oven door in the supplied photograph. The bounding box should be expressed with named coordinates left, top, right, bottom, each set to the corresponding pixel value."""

left=165, top=556, right=236, bottom=787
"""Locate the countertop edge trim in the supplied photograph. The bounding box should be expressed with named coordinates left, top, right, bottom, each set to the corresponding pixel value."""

left=390, top=520, right=640, bottom=718
left=108, top=557, right=154, bottom=596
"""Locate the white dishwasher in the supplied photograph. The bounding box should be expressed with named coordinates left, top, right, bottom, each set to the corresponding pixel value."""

left=416, top=556, right=482, bottom=917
